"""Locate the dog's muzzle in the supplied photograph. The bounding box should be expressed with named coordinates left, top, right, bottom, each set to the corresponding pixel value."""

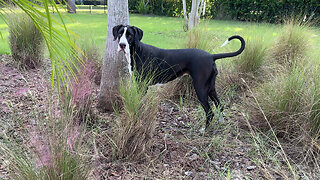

left=119, top=43, right=126, bottom=50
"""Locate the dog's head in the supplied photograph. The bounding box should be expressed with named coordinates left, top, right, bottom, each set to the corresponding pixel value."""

left=112, top=25, right=143, bottom=55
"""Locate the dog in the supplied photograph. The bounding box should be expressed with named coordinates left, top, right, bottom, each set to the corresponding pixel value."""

left=113, top=25, right=245, bottom=129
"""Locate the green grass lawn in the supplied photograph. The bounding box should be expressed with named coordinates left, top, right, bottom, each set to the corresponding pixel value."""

left=0, top=13, right=319, bottom=58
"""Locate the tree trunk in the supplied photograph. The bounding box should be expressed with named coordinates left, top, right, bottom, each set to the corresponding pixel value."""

left=182, top=0, right=188, bottom=31
left=67, top=0, right=76, bottom=13
left=98, top=0, right=129, bottom=111
left=184, top=0, right=202, bottom=30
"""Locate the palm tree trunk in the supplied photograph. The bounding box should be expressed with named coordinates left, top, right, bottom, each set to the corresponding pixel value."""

left=98, top=0, right=129, bottom=111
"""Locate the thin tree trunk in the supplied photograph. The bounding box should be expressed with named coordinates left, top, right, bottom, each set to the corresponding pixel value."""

left=199, top=0, right=205, bottom=17
left=67, top=0, right=76, bottom=13
left=98, top=0, right=129, bottom=111
left=202, top=0, right=206, bottom=16
left=188, top=0, right=201, bottom=29
left=182, top=0, right=188, bottom=30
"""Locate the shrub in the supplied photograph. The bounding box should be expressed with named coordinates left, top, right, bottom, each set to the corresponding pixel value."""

left=8, top=12, right=45, bottom=69
left=113, top=72, right=159, bottom=161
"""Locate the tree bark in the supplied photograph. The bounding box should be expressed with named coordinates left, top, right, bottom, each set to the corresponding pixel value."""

left=67, top=0, right=76, bottom=13
left=98, top=0, right=129, bottom=111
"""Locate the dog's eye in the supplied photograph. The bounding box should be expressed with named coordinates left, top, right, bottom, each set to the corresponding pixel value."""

left=128, top=34, right=132, bottom=38
left=119, top=33, right=122, bottom=37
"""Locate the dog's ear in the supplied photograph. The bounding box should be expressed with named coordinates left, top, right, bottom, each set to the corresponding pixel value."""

left=132, top=26, right=143, bottom=42
left=112, top=25, right=123, bottom=41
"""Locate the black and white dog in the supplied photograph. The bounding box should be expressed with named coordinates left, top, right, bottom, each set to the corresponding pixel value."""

left=113, top=25, right=245, bottom=129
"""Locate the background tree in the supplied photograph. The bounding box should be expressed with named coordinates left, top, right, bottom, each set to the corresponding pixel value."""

left=182, top=0, right=206, bottom=30
left=98, top=0, right=129, bottom=111
left=67, top=0, right=76, bottom=13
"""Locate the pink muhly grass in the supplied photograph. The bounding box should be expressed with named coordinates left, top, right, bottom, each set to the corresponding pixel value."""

left=29, top=129, right=52, bottom=168
left=67, top=126, right=80, bottom=152
left=71, top=62, right=96, bottom=106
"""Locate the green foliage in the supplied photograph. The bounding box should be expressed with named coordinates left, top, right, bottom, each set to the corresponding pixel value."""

left=8, top=12, right=44, bottom=69
left=129, top=0, right=185, bottom=17
left=215, top=0, right=320, bottom=23
left=129, top=0, right=320, bottom=23
left=136, top=0, right=150, bottom=14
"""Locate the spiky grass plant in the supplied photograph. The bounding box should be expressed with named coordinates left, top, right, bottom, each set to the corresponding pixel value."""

left=310, top=66, right=320, bottom=137
left=271, top=19, right=312, bottom=67
left=113, top=72, right=159, bottom=161
left=234, top=35, right=269, bottom=75
left=246, top=61, right=320, bottom=168
left=253, top=66, right=309, bottom=132
left=184, top=24, right=218, bottom=53
left=8, top=12, right=45, bottom=69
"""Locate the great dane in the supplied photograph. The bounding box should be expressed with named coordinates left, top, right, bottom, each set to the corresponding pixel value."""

left=113, top=25, right=245, bottom=129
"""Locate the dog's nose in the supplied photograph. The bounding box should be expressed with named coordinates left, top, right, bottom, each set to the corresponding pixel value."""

left=119, top=43, right=126, bottom=49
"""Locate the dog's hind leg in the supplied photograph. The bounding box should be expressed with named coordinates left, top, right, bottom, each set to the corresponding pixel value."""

left=209, top=88, right=224, bottom=112
left=208, top=75, right=224, bottom=112
left=193, top=81, right=213, bottom=129
left=209, top=75, right=225, bottom=123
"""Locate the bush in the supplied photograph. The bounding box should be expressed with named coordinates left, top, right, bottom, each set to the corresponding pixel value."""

left=112, top=72, right=159, bottom=161
left=8, top=12, right=45, bottom=69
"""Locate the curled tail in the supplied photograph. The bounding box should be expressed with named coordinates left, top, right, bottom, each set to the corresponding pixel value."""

left=213, top=35, right=245, bottom=60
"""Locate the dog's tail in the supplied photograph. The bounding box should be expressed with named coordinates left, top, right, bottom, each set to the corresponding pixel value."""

left=212, top=35, right=245, bottom=60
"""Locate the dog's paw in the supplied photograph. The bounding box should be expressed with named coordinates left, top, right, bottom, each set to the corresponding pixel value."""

left=199, top=127, right=205, bottom=134
left=218, top=112, right=225, bottom=123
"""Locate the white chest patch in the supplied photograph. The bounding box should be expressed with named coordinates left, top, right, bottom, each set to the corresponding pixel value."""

left=125, top=53, right=132, bottom=76
left=117, top=27, right=132, bottom=76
